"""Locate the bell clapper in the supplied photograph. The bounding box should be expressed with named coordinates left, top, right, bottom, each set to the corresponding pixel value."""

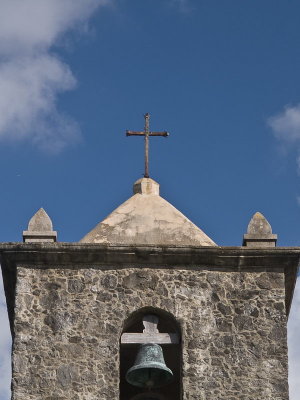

left=145, top=369, right=154, bottom=389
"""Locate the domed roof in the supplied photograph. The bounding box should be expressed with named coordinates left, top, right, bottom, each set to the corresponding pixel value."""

left=79, top=178, right=216, bottom=247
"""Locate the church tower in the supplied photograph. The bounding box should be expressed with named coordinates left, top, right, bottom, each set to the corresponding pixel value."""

left=0, top=116, right=299, bottom=400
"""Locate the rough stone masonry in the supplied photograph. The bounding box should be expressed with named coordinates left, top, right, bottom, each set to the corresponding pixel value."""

left=2, top=245, right=295, bottom=400
left=0, top=177, right=298, bottom=400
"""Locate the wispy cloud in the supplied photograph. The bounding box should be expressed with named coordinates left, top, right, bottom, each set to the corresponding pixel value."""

left=288, top=277, right=300, bottom=400
left=0, top=0, right=109, bottom=153
left=268, top=104, right=300, bottom=145
left=268, top=104, right=300, bottom=175
left=170, top=0, right=192, bottom=13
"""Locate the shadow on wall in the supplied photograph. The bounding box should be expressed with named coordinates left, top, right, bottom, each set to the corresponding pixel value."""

left=0, top=268, right=12, bottom=400
left=288, top=276, right=300, bottom=400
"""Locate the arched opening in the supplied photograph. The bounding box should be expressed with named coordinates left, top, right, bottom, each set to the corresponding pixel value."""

left=120, top=307, right=182, bottom=400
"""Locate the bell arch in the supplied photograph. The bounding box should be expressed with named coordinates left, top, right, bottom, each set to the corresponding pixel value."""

left=120, top=307, right=182, bottom=400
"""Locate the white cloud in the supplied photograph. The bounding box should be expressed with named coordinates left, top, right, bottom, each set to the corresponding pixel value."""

left=0, top=0, right=109, bottom=152
left=0, top=0, right=105, bottom=55
left=268, top=104, right=300, bottom=183
left=0, top=55, right=79, bottom=152
left=268, top=104, right=300, bottom=144
left=288, top=277, right=300, bottom=400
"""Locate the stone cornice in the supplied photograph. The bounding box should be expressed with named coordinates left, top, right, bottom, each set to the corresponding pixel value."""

left=1, top=243, right=299, bottom=333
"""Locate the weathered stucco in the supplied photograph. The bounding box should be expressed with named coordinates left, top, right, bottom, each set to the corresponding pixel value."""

left=80, top=178, right=216, bottom=246
left=12, top=265, right=288, bottom=400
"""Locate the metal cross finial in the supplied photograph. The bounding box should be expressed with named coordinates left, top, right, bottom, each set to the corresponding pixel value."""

left=126, top=113, right=169, bottom=178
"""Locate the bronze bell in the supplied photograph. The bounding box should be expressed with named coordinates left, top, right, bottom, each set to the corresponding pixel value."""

left=126, top=343, right=173, bottom=389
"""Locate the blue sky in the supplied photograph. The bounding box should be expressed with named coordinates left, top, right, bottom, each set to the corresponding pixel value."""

left=0, top=0, right=300, bottom=398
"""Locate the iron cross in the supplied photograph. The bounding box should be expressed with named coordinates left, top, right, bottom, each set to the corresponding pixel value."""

left=126, top=113, right=169, bottom=178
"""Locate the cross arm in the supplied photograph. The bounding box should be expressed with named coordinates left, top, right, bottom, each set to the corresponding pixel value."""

left=149, top=131, right=169, bottom=137
left=126, top=131, right=169, bottom=137
left=126, top=131, right=145, bottom=136
left=121, top=332, right=179, bottom=345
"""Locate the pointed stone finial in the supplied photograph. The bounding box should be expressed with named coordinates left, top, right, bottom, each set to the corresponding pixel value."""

left=23, top=208, right=57, bottom=243
left=243, top=212, right=277, bottom=247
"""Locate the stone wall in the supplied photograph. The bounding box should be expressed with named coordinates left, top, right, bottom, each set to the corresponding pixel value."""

left=12, top=265, right=288, bottom=400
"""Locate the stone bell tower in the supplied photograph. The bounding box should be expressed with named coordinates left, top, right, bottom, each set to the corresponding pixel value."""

left=0, top=111, right=299, bottom=399
left=0, top=173, right=299, bottom=400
